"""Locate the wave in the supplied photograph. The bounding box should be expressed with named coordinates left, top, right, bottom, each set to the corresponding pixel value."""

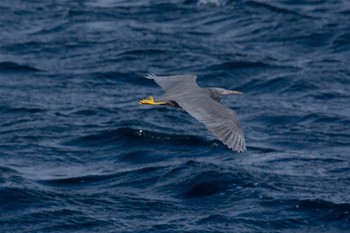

left=262, top=198, right=350, bottom=224
left=0, top=106, right=45, bottom=114
left=246, top=0, right=315, bottom=18
left=36, top=173, right=122, bottom=188
left=63, top=127, right=207, bottom=148
left=332, top=32, right=350, bottom=52
left=92, top=71, right=151, bottom=86
left=301, top=112, right=350, bottom=125
left=0, top=61, right=40, bottom=72
left=209, top=60, right=271, bottom=71
left=35, top=160, right=254, bottom=197
left=6, top=157, right=350, bottom=232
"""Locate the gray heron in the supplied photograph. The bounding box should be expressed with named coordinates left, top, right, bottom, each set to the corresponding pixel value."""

left=139, top=74, right=246, bottom=152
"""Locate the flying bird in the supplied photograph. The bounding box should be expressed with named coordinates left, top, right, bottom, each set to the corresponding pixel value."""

left=139, top=74, right=246, bottom=152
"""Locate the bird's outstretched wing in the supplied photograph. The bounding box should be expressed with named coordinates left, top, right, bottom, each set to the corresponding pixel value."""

left=175, top=93, right=246, bottom=152
left=145, top=74, right=246, bottom=152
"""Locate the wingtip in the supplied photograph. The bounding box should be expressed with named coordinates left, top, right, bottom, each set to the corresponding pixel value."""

left=224, top=141, right=246, bottom=153
left=145, top=73, right=157, bottom=80
left=229, top=138, right=246, bottom=153
left=234, top=147, right=247, bottom=153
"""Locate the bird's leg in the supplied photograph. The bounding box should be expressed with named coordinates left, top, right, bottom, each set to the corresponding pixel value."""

left=139, top=96, right=167, bottom=105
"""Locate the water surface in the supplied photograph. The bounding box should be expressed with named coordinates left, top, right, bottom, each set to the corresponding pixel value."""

left=1, top=0, right=350, bottom=232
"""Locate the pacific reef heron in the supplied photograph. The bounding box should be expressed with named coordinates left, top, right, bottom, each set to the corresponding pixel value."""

left=139, top=74, right=246, bottom=152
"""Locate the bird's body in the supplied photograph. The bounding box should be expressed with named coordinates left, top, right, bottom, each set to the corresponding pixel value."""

left=139, top=74, right=246, bottom=152
left=156, top=88, right=222, bottom=107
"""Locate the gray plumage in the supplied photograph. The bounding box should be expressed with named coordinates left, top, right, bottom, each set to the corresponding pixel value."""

left=145, top=74, right=246, bottom=152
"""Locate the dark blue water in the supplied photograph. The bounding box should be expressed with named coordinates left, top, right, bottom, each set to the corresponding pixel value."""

left=1, top=0, right=350, bottom=232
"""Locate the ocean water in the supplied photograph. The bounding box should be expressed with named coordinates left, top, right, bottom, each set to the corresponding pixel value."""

left=1, top=0, right=350, bottom=232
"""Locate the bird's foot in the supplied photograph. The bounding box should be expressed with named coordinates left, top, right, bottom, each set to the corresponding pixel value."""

left=139, top=96, right=167, bottom=105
